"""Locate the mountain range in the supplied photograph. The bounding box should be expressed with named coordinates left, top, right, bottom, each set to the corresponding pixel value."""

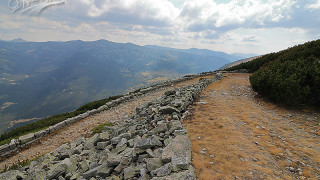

left=0, top=39, right=255, bottom=134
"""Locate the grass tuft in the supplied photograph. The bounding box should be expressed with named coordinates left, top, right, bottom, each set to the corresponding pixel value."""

left=92, top=122, right=114, bottom=134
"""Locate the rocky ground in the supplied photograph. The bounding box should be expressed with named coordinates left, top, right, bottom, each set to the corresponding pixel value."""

left=0, top=74, right=222, bottom=179
left=185, top=73, right=320, bottom=179
left=2, top=72, right=319, bottom=180
left=0, top=75, right=212, bottom=171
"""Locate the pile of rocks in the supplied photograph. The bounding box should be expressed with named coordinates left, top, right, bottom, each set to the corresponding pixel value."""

left=0, top=72, right=215, bottom=160
left=0, top=73, right=223, bottom=180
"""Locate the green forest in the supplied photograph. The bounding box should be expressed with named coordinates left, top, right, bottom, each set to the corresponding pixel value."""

left=225, top=39, right=320, bottom=107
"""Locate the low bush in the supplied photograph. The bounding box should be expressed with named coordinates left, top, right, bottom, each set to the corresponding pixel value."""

left=225, top=39, right=320, bottom=107
left=250, top=56, right=320, bottom=106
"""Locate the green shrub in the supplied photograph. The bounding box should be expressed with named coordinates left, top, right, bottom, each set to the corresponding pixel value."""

left=226, top=39, right=320, bottom=107
left=225, top=39, right=320, bottom=73
left=76, top=95, right=123, bottom=112
left=250, top=56, right=320, bottom=106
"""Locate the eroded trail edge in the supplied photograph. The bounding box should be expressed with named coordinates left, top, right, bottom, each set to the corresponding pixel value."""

left=185, top=73, right=320, bottom=179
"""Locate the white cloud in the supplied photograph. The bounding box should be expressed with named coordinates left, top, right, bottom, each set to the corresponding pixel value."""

left=179, top=0, right=296, bottom=31
left=70, top=0, right=298, bottom=32
left=306, top=1, right=320, bottom=10
left=80, top=0, right=179, bottom=27
left=0, top=0, right=319, bottom=55
left=241, top=35, right=260, bottom=42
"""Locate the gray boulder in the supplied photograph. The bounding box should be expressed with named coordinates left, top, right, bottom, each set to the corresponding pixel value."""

left=174, top=129, right=186, bottom=136
left=134, top=136, right=162, bottom=149
left=83, top=164, right=110, bottom=179
left=151, top=166, right=196, bottom=180
left=112, top=144, right=127, bottom=154
left=83, top=134, right=99, bottom=150
left=27, top=168, right=47, bottom=180
left=172, top=157, right=190, bottom=171
left=46, top=162, right=67, bottom=180
left=97, top=142, right=109, bottom=150
left=164, top=138, right=173, bottom=146
left=145, top=158, right=163, bottom=172
left=98, top=131, right=110, bottom=142
left=9, top=139, right=19, bottom=149
left=161, top=135, right=191, bottom=163
left=107, top=153, right=122, bottom=166
left=34, top=129, right=48, bottom=138
left=111, top=133, right=131, bottom=145
left=0, top=144, right=10, bottom=155
left=159, top=106, right=180, bottom=114
left=164, top=90, right=176, bottom=96
left=134, top=138, right=153, bottom=149
left=18, top=133, right=35, bottom=144
left=151, top=163, right=172, bottom=177
left=79, top=160, right=90, bottom=173
left=63, top=158, right=78, bottom=174
left=53, top=121, right=66, bottom=130
left=152, top=124, right=168, bottom=135
left=123, top=166, right=140, bottom=179
left=168, top=121, right=182, bottom=133
left=97, top=165, right=112, bottom=178
left=0, top=170, right=25, bottom=180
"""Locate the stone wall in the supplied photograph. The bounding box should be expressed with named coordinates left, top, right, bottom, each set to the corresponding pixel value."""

left=0, top=73, right=223, bottom=179
left=0, top=71, right=216, bottom=160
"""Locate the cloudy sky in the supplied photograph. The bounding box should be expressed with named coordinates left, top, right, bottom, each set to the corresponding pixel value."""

left=0, top=0, right=319, bottom=54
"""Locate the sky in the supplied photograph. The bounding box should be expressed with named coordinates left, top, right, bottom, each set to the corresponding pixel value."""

left=0, top=0, right=319, bottom=54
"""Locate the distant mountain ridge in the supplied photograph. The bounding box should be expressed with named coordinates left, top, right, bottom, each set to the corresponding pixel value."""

left=144, top=45, right=257, bottom=62
left=10, top=38, right=27, bottom=42
left=218, top=56, right=261, bottom=70
left=0, top=39, right=234, bottom=134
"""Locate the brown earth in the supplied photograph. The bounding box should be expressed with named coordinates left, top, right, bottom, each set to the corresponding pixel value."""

left=0, top=75, right=213, bottom=170
left=184, top=73, right=320, bottom=179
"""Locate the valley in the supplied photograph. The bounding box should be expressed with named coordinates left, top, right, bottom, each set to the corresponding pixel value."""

left=0, top=40, right=249, bottom=135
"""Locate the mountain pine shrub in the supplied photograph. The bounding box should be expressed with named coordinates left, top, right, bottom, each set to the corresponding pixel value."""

left=226, top=39, right=320, bottom=107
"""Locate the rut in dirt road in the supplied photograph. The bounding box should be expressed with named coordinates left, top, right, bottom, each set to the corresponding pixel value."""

left=184, top=73, right=320, bottom=180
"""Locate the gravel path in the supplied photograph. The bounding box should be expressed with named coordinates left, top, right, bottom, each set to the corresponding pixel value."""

left=184, top=73, right=320, bottom=179
left=0, top=75, right=211, bottom=170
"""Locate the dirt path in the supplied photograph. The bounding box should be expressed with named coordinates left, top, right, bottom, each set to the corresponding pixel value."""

left=184, top=73, right=320, bottom=180
left=1, top=75, right=212, bottom=170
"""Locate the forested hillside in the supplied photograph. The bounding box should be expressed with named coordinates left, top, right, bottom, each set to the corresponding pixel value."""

left=226, top=39, right=320, bottom=106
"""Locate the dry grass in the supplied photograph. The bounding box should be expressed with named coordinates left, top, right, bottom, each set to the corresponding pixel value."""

left=184, top=73, right=320, bottom=179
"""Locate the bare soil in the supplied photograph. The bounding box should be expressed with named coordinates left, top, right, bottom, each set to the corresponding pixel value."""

left=184, top=73, right=320, bottom=180
left=0, top=75, right=212, bottom=170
